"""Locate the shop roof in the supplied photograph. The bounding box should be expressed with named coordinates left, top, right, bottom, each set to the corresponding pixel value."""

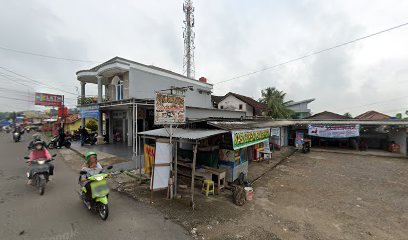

left=355, top=111, right=390, bottom=120
left=138, top=128, right=227, bottom=140
left=306, top=111, right=351, bottom=120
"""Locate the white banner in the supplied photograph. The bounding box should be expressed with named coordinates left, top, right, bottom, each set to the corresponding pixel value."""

left=308, top=124, right=360, bottom=138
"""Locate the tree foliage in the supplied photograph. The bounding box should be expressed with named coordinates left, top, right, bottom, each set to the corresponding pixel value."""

left=86, top=119, right=98, bottom=132
left=259, top=87, right=294, bottom=119
left=343, top=112, right=352, bottom=118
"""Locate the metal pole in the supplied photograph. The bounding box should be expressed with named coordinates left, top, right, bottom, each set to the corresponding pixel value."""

left=174, top=139, right=178, bottom=197
left=191, top=140, right=198, bottom=210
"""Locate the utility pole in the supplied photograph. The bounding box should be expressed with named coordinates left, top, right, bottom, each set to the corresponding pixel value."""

left=183, top=0, right=195, bottom=79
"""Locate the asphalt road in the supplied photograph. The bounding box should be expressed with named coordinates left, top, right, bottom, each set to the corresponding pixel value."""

left=0, top=132, right=190, bottom=240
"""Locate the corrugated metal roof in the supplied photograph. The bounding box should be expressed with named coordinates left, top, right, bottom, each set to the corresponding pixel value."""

left=138, top=128, right=227, bottom=140
left=208, top=119, right=408, bottom=131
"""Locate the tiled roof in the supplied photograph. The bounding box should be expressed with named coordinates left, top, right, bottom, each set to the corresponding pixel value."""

left=221, top=92, right=269, bottom=115
left=211, top=95, right=224, bottom=104
left=66, top=114, right=79, bottom=124
left=355, top=111, right=390, bottom=120
left=306, top=111, right=351, bottom=120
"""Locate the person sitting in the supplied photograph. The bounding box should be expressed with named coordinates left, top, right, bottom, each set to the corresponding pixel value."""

left=27, top=141, right=54, bottom=183
left=79, top=152, right=102, bottom=207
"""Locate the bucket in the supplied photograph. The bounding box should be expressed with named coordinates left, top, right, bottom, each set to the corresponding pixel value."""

left=244, top=187, right=254, bottom=201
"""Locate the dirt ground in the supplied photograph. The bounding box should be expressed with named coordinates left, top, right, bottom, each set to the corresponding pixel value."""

left=60, top=148, right=408, bottom=240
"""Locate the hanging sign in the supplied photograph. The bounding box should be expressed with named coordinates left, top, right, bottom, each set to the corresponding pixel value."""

left=35, top=92, right=63, bottom=107
left=308, top=124, right=360, bottom=138
left=232, top=128, right=270, bottom=150
left=78, top=105, right=99, bottom=119
left=154, top=92, right=186, bottom=124
left=270, top=127, right=281, bottom=137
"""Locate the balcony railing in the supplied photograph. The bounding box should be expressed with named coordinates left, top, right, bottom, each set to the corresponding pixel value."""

left=77, top=96, right=111, bottom=106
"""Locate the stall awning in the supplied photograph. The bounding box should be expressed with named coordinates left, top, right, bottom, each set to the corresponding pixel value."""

left=138, top=128, right=227, bottom=140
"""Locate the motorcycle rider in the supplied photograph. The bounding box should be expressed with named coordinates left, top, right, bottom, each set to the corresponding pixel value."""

left=28, top=134, right=47, bottom=150
left=79, top=152, right=102, bottom=207
left=27, top=141, right=54, bottom=183
left=57, top=127, right=65, bottom=149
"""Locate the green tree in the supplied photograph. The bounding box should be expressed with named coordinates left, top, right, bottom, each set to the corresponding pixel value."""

left=259, top=87, right=294, bottom=119
left=396, top=113, right=402, bottom=119
left=86, top=119, right=98, bottom=132
left=343, top=112, right=352, bottom=118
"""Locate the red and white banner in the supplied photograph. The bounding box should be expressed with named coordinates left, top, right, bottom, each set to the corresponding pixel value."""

left=308, top=124, right=360, bottom=138
left=35, top=92, right=63, bottom=107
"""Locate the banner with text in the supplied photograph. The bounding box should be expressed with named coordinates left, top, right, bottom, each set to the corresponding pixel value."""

left=308, top=124, right=360, bottom=138
left=232, top=128, right=270, bottom=150
left=35, top=92, right=63, bottom=107
left=154, top=93, right=186, bottom=124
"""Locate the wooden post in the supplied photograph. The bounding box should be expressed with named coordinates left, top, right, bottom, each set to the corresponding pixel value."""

left=138, top=135, right=142, bottom=185
left=190, top=140, right=198, bottom=210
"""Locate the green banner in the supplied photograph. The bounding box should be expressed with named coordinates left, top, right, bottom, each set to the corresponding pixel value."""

left=232, top=128, right=270, bottom=150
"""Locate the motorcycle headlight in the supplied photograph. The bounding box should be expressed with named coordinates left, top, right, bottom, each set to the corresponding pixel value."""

left=37, top=160, right=46, bottom=165
left=94, top=176, right=104, bottom=181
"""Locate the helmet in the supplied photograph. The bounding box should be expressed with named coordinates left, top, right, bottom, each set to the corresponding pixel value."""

left=34, top=140, right=45, bottom=149
left=84, top=152, right=97, bottom=162
left=32, top=134, right=41, bottom=140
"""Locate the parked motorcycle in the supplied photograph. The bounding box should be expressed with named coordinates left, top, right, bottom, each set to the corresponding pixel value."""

left=302, top=140, right=311, bottom=153
left=81, top=132, right=97, bottom=146
left=47, top=135, right=71, bottom=149
left=24, top=155, right=56, bottom=195
left=78, top=166, right=113, bottom=220
left=72, top=131, right=80, bottom=141
left=13, top=132, right=21, bottom=142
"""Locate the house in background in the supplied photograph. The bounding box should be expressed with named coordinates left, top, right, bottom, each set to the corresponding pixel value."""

left=355, top=111, right=390, bottom=120
left=306, top=111, right=351, bottom=120
left=217, top=92, right=269, bottom=117
left=286, top=98, right=315, bottom=119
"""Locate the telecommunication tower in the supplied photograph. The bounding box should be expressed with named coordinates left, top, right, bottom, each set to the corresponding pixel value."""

left=183, top=0, right=195, bottom=79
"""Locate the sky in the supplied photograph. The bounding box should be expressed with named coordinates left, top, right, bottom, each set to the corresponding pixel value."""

left=0, top=0, right=407, bottom=117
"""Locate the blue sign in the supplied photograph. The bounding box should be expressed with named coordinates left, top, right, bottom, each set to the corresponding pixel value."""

left=80, top=110, right=99, bottom=119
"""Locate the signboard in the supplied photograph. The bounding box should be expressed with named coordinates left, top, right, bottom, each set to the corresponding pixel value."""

left=308, top=124, right=360, bottom=138
left=270, top=127, right=281, bottom=137
left=295, top=131, right=304, bottom=148
left=232, top=128, right=270, bottom=150
left=35, top=92, right=63, bottom=107
left=151, top=142, right=172, bottom=190
left=154, top=93, right=186, bottom=124
left=78, top=105, right=99, bottom=119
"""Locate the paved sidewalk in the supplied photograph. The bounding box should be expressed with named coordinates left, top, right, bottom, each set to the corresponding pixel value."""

left=69, top=142, right=139, bottom=172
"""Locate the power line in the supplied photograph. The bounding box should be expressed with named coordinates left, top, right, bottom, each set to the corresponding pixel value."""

left=0, top=66, right=77, bottom=95
left=0, top=96, right=34, bottom=103
left=0, top=45, right=99, bottom=63
left=333, top=94, right=408, bottom=112
left=214, top=21, right=408, bottom=85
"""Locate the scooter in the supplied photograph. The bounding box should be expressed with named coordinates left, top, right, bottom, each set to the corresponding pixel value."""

left=24, top=155, right=56, bottom=195
left=47, top=136, right=71, bottom=149
left=13, top=132, right=21, bottom=142
left=81, top=132, right=97, bottom=146
left=78, top=166, right=113, bottom=220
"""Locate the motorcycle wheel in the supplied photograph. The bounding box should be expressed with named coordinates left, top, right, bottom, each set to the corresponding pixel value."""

left=48, top=142, right=55, bottom=149
left=65, top=142, right=71, bottom=148
left=38, top=178, right=46, bottom=195
left=98, top=203, right=109, bottom=220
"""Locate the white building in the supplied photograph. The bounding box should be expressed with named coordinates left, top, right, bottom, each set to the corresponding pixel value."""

left=286, top=98, right=315, bottom=119
left=217, top=92, right=269, bottom=117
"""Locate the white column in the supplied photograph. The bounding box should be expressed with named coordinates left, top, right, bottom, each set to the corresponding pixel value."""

left=80, top=82, right=86, bottom=127
left=127, top=110, right=132, bottom=147
left=97, top=75, right=103, bottom=103
left=96, top=75, right=104, bottom=144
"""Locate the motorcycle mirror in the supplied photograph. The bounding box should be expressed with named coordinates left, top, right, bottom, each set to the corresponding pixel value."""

left=52, top=154, right=57, bottom=157
left=107, top=165, right=113, bottom=170
left=24, top=156, right=30, bottom=159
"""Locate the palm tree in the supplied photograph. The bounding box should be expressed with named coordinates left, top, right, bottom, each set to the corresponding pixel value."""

left=259, top=87, right=294, bottom=119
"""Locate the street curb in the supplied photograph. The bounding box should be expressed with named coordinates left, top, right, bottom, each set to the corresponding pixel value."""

left=68, top=146, right=85, bottom=158
left=312, top=148, right=408, bottom=159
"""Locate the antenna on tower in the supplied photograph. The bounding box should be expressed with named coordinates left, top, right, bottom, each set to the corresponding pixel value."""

left=183, top=0, right=195, bottom=79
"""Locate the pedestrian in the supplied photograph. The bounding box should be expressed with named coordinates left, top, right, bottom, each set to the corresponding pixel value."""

left=58, top=127, right=65, bottom=148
